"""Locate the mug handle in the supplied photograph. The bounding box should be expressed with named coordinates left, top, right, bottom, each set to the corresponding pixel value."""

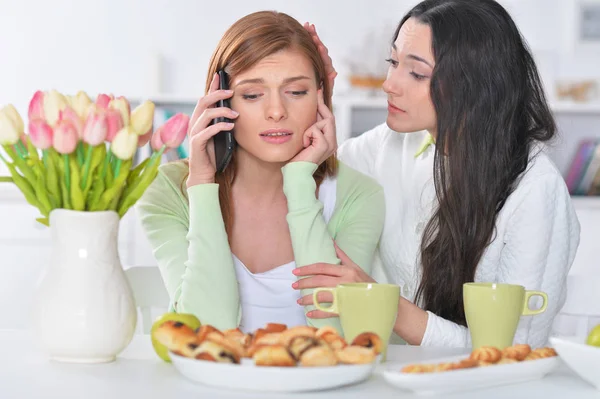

left=312, top=287, right=339, bottom=314
left=522, top=291, right=548, bottom=316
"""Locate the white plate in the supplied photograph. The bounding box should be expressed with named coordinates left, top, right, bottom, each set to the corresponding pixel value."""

left=169, top=351, right=378, bottom=392
left=550, top=336, right=600, bottom=390
left=382, top=354, right=560, bottom=396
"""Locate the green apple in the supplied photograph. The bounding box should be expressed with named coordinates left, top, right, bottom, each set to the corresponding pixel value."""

left=151, top=312, right=201, bottom=362
left=586, top=324, right=600, bottom=347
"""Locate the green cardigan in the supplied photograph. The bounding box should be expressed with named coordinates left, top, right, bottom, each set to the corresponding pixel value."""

left=136, top=161, right=385, bottom=333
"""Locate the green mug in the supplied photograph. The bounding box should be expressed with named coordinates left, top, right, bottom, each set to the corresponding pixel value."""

left=313, top=283, right=400, bottom=361
left=463, top=282, right=548, bottom=350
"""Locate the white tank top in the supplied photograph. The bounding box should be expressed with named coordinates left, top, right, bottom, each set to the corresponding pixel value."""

left=234, top=176, right=337, bottom=333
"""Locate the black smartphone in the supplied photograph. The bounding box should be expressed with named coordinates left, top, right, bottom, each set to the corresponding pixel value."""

left=212, top=69, right=236, bottom=173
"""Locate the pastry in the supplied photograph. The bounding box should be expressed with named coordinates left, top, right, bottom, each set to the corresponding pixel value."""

left=455, top=358, right=478, bottom=369
left=265, top=323, right=288, bottom=333
left=532, top=347, right=557, bottom=358
left=288, top=336, right=321, bottom=361
left=435, top=362, right=458, bottom=372
left=253, top=345, right=296, bottom=367
left=193, top=339, right=240, bottom=364
left=502, top=344, right=531, bottom=361
left=251, top=328, right=269, bottom=345
left=153, top=321, right=200, bottom=358
left=469, top=346, right=502, bottom=363
left=315, top=326, right=339, bottom=338
left=401, top=364, right=435, bottom=373
left=299, top=345, right=338, bottom=367
left=255, top=332, right=283, bottom=346
left=196, top=325, right=222, bottom=343
left=223, top=328, right=252, bottom=351
left=351, top=332, right=383, bottom=355
left=204, top=332, right=246, bottom=359
left=319, top=332, right=347, bottom=351
left=335, top=345, right=377, bottom=365
left=497, top=357, right=518, bottom=365
left=280, top=326, right=317, bottom=346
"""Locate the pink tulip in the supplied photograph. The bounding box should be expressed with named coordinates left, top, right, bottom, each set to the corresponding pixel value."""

left=53, top=119, right=78, bottom=154
left=82, top=109, right=108, bottom=146
left=159, top=113, right=190, bottom=148
left=138, top=126, right=153, bottom=147
left=105, top=108, right=123, bottom=142
left=28, top=90, right=45, bottom=121
left=29, top=119, right=54, bottom=149
left=150, top=125, right=164, bottom=151
left=95, top=93, right=113, bottom=110
left=59, top=106, right=83, bottom=139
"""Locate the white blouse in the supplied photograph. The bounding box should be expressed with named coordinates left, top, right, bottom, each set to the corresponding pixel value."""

left=338, top=123, right=581, bottom=348
left=233, top=176, right=338, bottom=333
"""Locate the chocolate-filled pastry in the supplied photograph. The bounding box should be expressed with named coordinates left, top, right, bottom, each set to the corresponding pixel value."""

left=320, top=332, right=347, bottom=351
left=351, top=332, right=383, bottom=355
left=469, top=346, right=502, bottom=363
left=288, top=336, right=321, bottom=361
left=255, top=332, right=283, bottom=346
left=223, top=328, right=252, bottom=352
left=204, top=332, right=246, bottom=360
left=193, top=339, right=240, bottom=364
left=502, top=344, right=531, bottom=361
left=280, top=326, right=317, bottom=346
left=265, top=323, right=288, bottom=333
left=251, top=328, right=269, bottom=345
left=153, top=321, right=200, bottom=358
left=196, top=325, right=222, bottom=343
left=335, top=346, right=376, bottom=365
left=299, top=345, right=338, bottom=367
left=253, top=345, right=296, bottom=367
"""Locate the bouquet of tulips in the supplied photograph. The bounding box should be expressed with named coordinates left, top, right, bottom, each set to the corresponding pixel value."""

left=0, top=90, right=190, bottom=226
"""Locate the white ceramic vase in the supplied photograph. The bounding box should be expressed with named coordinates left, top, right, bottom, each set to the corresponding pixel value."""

left=32, top=209, right=137, bottom=363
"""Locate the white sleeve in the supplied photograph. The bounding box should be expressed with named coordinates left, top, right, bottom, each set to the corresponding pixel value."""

left=499, top=173, right=580, bottom=348
left=337, top=123, right=387, bottom=178
left=421, top=173, right=580, bottom=348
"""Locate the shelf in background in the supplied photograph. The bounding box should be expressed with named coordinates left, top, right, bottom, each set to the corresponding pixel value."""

left=130, top=92, right=600, bottom=115
left=570, top=196, right=600, bottom=209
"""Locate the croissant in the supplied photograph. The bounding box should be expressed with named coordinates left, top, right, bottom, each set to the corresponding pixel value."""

left=253, top=345, right=296, bottom=367
left=351, top=332, right=383, bottom=355
left=335, top=345, right=376, bottom=365
left=469, top=346, right=502, bottom=363
left=401, top=364, right=435, bottom=373
left=502, top=344, right=531, bottom=361
left=300, top=345, right=338, bottom=367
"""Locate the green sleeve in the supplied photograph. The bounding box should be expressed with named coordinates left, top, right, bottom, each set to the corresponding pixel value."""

left=136, top=172, right=239, bottom=330
left=282, top=162, right=385, bottom=333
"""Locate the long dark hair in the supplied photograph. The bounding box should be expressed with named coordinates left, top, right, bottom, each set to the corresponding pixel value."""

left=397, top=0, right=557, bottom=326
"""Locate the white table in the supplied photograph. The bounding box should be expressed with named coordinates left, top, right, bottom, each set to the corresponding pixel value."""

left=1, top=330, right=598, bottom=399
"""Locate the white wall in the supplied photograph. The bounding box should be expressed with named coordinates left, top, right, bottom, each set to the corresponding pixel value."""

left=0, top=0, right=598, bottom=115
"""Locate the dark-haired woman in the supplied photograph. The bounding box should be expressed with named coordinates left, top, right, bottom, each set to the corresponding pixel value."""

left=295, top=0, right=580, bottom=348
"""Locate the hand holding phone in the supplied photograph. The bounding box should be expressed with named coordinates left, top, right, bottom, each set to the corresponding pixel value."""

left=186, top=72, right=237, bottom=187
left=211, top=70, right=236, bottom=173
